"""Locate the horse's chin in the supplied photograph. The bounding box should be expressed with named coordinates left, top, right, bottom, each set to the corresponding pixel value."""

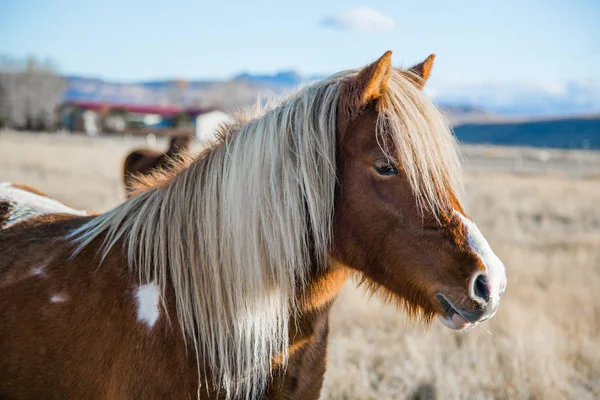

left=437, top=314, right=479, bottom=331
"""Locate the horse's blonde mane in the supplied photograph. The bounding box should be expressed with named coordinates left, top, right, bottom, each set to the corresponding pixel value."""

left=69, top=65, right=462, bottom=399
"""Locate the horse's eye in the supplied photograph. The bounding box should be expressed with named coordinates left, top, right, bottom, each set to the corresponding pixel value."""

left=373, top=160, right=398, bottom=176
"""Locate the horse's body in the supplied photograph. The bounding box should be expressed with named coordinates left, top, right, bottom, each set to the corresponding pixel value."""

left=0, top=182, right=87, bottom=229
left=0, top=216, right=338, bottom=398
left=0, top=52, right=506, bottom=399
left=123, top=135, right=193, bottom=197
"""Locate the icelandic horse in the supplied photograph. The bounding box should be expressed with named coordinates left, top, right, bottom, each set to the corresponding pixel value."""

left=0, top=182, right=87, bottom=229
left=122, top=134, right=193, bottom=197
left=0, top=52, right=506, bottom=399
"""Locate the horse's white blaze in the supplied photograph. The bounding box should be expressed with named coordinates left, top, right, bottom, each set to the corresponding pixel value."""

left=50, top=293, right=69, bottom=303
left=0, top=182, right=87, bottom=228
left=455, top=211, right=507, bottom=306
left=135, top=283, right=160, bottom=328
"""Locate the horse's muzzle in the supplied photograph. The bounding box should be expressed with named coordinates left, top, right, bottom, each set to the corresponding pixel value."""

left=435, top=272, right=505, bottom=330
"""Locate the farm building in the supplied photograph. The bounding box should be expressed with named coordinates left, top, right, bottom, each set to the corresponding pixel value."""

left=57, top=100, right=218, bottom=136
left=194, top=110, right=233, bottom=145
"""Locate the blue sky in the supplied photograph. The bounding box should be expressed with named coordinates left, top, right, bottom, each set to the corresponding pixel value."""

left=1, top=0, right=599, bottom=86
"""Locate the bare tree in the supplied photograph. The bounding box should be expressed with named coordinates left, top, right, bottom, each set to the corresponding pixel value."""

left=0, top=56, right=67, bottom=130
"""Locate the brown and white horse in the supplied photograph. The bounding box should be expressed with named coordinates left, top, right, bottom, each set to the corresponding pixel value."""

left=0, top=182, right=87, bottom=229
left=122, top=134, right=193, bottom=197
left=0, top=52, right=506, bottom=399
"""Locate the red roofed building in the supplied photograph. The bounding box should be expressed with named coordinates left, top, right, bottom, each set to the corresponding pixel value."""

left=58, top=100, right=217, bottom=136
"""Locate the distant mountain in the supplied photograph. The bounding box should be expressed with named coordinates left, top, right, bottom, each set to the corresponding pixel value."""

left=62, top=73, right=600, bottom=123
left=439, top=104, right=506, bottom=125
left=63, top=71, right=314, bottom=110
left=65, top=75, right=270, bottom=110
left=432, top=81, right=600, bottom=118
left=65, top=76, right=166, bottom=104
left=233, top=71, right=304, bottom=88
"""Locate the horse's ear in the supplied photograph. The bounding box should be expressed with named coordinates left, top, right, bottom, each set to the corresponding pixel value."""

left=406, top=54, right=435, bottom=89
left=350, top=50, right=393, bottom=108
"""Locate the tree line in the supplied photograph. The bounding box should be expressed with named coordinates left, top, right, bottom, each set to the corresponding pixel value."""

left=0, top=56, right=67, bottom=130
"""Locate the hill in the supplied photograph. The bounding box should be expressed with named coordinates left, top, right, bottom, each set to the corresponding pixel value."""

left=64, top=73, right=600, bottom=118
left=62, top=73, right=600, bottom=150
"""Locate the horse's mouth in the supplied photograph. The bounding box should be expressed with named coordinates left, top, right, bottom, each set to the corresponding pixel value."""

left=435, top=293, right=486, bottom=330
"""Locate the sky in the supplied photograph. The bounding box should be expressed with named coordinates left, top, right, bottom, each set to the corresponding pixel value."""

left=1, top=0, right=599, bottom=87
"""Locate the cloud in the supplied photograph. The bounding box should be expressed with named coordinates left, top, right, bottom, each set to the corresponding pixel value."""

left=320, top=7, right=396, bottom=32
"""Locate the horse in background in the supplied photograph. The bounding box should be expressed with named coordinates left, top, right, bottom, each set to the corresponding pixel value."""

left=0, top=182, right=88, bottom=229
left=0, top=51, right=506, bottom=399
left=123, top=134, right=193, bottom=197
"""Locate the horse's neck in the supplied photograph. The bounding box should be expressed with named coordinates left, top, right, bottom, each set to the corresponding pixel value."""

left=299, top=264, right=348, bottom=312
left=266, top=266, right=347, bottom=398
left=287, top=265, right=344, bottom=346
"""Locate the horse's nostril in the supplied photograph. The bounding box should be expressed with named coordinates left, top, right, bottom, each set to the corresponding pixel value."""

left=473, top=274, right=490, bottom=303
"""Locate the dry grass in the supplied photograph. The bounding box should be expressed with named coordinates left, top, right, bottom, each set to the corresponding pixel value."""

left=1, top=131, right=599, bottom=399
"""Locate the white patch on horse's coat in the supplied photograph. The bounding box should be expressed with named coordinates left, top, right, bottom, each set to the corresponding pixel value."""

left=0, top=260, right=52, bottom=289
left=30, top=263, right=49, bottom=278
left=0, top=182, right=87, bottom=228
left=135, top=283, right=160, bottom=328
left=50, top=293, right=69, bottom=303
left=455, top=211, right=507, bottom=306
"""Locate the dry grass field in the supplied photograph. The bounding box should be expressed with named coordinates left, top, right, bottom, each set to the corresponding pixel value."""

left=1, top=131, right=599, bottom=399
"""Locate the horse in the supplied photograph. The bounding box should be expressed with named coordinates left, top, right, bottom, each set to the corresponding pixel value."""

left=0, top=182, right=88, bottom=229
left=0, top=51, right=507, bottom=399
left=122, top=134, right=193, bottom=197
